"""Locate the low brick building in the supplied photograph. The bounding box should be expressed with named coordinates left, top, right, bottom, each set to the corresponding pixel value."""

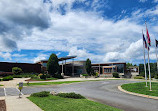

left=0, top=62, right=41, bottom=73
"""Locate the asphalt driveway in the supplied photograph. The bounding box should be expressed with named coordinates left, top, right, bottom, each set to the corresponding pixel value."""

left=1, top=80, right=158, bottom=111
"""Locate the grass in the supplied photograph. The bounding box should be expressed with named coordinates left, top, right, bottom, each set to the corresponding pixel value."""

left=24, top=81, right=84, bottom=86
left=28, top=94, right=122, bottom=111
left=29, top=77, right=58, bottom=81
left=121, top=82, right=158, bottom=97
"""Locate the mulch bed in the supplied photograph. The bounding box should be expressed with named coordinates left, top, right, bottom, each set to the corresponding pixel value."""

left=0, top=100, right=6, bottom=111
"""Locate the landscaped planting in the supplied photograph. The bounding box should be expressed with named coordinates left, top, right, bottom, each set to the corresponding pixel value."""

left=56, top=92, right=85, bottom=99
left=134, top=76, right=144, bottom=79
left=2, top=76, right=13, bottom=81
left=31, top=91, right=50, bottom=97
left=121, top=82, right=158, bottom=97
left=28, top=92, right=122, bottom=111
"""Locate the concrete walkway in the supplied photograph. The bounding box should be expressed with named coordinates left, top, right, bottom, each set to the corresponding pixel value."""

left=5, top=95, right=42, bottom=111
left=0, top=78, right=43, bottom=111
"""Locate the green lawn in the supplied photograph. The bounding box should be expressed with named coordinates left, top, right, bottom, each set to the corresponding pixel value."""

left=121, top=82, right=158, bottom=97
left=24, top=81, right=84, bottom=86
left=29, top=77, right=58, bottom=81
left=28, top=95, right=122, bottom=111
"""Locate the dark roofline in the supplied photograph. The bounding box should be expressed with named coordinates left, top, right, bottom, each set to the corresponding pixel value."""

left=37, top=56, right=77, bottom=63
left=92, top=62, right=126, bottom=66
left=0, top=62, right=39, bottom=65
left=58, top=56, right=77, bottom=61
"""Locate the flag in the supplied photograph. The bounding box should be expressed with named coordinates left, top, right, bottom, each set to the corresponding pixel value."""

left=146, top=27, right=151, bottom=46
left=155, top=39, right=158, bottom=47
left=143, top=33, right=147, bottom=48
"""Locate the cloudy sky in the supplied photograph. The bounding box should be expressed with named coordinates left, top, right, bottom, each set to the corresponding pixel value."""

left=0, top=0, right=158, bottom=64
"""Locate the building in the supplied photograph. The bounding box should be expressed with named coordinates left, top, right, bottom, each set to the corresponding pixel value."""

left=0, top=56, right=127, bottom=78
left=92, top=62, right=126, bottom=77
left=37, top=56, right=86, bottom=76
left=0, top=62, right=41, bottom=73
left=37, top=56, right=127, bottom=77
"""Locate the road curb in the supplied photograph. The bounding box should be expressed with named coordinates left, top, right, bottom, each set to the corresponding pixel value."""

left=118, top=85, right=158, bottom=100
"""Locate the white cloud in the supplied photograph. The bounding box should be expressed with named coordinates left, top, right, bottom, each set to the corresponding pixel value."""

left=0, top=52, right=11, bottom=60
left=154, top=0, right=158, bottom=3
left=0, top=0, right=158, bottom=64
left=33, top=54, right=49, bottom=63
left=139, top=0, right=147, bottom=2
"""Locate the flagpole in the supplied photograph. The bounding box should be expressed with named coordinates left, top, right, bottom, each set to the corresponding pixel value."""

left=142, top=30, right=148, bottom=87
left=155, top=38, right=158, bottom=71
left=145, top=22, right=152, bottom=91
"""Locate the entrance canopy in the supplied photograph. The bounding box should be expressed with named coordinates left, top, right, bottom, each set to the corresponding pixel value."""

left=58, top=56, right=77, bottom=61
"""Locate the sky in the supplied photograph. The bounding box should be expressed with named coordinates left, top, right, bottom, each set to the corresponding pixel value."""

left=0, top=0, right=158, bottom=64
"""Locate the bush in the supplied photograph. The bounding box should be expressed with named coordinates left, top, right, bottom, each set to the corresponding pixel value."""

left=112, top=72, right=120, bottom=78
left=31, top=91, right=50, bottom=97
left=56, top=92, right=85, bottom=99
left=31, top=75, right=39, bottom=79
left=82, top=74, right=89, bottom=76
left=40, top=74, right=47, bottom=80
left=3, top=76, right=13, bottom=81
left=53, top=74, right=63, bottom=79
left=46, top=74, right=51, bottom=78
left=154, top=75, right=158, bottom=79
left=134, top=76, right=144, bottom=79
left=12, top=67, right=22, bottom=75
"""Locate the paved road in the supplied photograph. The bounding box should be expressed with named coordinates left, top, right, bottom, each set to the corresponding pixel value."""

left=1, top=80, right=158, bottom=111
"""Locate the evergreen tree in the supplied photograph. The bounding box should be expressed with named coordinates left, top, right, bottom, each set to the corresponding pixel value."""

left=85, top=58, right=92, bottom=75
left=47, top=53, right=59, bottom=76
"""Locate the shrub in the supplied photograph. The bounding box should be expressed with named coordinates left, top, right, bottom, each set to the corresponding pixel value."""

left=12, top=75, right=23, bottom=78
left=56, top=92, right=85, bottom=99
left=40, top=74, right=47, bottom=80
left=3, top=76, right=13, bottom=81
left=154, top=75, right=158, bottom=79
left=46, top=74, right=51, bottom=78
left=12, top=67, right=22, bottom=75
left=31, top=75, right=39, bottom=79
left=53, top=74, right=63, bottom=79
left=112, top=72, right=120, bottom=78
left=31, top=91, right=50, bottom=97
left=134, top=76, right=144, bottom=79
left=95, top=72, right=99, bottom=77
left=82, top=74, right=88, bottom=76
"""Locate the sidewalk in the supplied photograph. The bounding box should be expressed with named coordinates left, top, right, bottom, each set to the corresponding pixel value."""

left=5, top=95, right=42, bottom=111
left=0, top=78, right=43, bottom=111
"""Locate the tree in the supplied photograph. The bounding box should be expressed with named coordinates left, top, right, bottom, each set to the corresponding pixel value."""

left=47, top=53, right=60, bottom=76
left=12, top=67, right=22, bottom=75
left=126, top=63, right=133, bottom=69
left=85, top=58, right=92, bottom=75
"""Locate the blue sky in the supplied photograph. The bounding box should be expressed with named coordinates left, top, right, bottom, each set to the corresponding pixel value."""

left=0, top=0, right=158, bottom=64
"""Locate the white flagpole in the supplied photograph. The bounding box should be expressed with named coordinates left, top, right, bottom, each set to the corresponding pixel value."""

left=142, top=30, right=148, bottom=87
left=145, top=22, right=152, bottom=91
left=155, top=38, right=158, bottom=71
